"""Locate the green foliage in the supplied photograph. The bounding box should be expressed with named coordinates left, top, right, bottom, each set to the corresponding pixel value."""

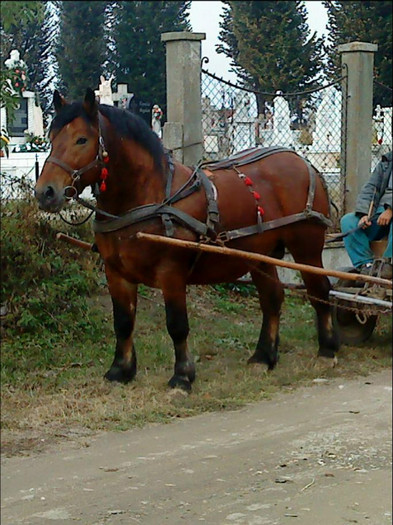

left=323, top=1, right=393, bottom=107
left=1, top=1, right=56, bottom=119
left=212, top=282, right=256, bottom=297
left=56, top=1, right=108, bottom=101
left=0, top=1, right=42, bottom=32
left=1, top=175, right=102, bottom=338
left=111, top=1, right=191, bottom=115
left=217, top=1, right=324, bottom=114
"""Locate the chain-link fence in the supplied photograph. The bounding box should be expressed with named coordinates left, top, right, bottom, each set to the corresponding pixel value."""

left=202, top=68, right=346, bottom=229
left=371, top=80, right=392, bottom=171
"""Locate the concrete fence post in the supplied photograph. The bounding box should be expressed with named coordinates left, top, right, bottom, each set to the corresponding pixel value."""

left=338, top=41, right=378, bottom=213
left=161, top=31, right=206, bottom=165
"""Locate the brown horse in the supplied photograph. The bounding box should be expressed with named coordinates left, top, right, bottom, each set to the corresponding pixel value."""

left=35, top=88, right=339, bottom=391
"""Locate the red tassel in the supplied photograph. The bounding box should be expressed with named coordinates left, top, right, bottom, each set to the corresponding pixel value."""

left=103, top=155, right=110, bottom=164
left=252, top=191, right=260, bottom=200
left=244, top=176, right=253, bottom=186
left=257, top=206, right=265, bottom=216
left=101, top=167, right=108, bottom=179
left=100, top=180, right=107, bottom=192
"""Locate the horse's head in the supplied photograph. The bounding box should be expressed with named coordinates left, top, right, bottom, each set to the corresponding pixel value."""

left=35, top=88, right=102, bottom=212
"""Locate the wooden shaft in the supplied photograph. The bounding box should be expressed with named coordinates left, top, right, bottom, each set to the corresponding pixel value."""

left=136, top=232, right=392, bottom=288
left=56, top=232, right=94, bottom=251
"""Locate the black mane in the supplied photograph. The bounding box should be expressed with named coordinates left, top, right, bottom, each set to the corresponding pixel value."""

left=50, top=102, right=165, bottom=171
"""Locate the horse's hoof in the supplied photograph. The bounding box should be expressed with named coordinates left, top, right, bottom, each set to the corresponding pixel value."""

left=314, top=355, right=338, bottom=369
left=104, top=365, right=135, bottom=384
left=247, top=354, right=277, bottom=371
left=168, top=374, right=192, bottom=392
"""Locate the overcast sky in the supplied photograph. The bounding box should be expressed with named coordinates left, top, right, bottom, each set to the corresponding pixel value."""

left=189, top=1, right=329, bottom=81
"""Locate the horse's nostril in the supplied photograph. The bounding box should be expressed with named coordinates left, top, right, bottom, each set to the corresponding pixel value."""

left=44, top=186, right=55, bottom=200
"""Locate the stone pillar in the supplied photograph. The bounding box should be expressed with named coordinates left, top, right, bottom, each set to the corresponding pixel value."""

left=161, top=32, right=206, bottom=164
left=338, top=41, right=378, bottom=212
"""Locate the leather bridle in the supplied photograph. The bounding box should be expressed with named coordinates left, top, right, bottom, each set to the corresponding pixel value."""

left=45, top=121, right=106, bottom=200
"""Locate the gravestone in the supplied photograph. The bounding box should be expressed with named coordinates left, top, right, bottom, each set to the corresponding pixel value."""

left=3, top=49, right=44, bottom=143
left=128, top=95, right=152, bottom=126
left=272, top=92, right=292, bottom=147
left=232, top=92, right=255, bottom=152
left=8, top=99, right=28, bottom=137
left=110, top=84, right=152, bottom=126
left=310, top=86, right=342, bottom=152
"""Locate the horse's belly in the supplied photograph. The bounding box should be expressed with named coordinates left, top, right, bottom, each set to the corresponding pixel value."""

left=187, top=254, right=250, bottom=284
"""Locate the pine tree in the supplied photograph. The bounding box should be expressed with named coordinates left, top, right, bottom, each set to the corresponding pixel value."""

left=56, top=1, right=109, bottom=101
left=323, top=1, right=392, bottom=107
left=111, top=1, right=191, bottom=116
left=217, top=1, right=324, bottom=116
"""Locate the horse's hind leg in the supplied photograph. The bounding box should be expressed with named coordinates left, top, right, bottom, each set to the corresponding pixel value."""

left=248, top=263, right=284, bottom=370
left=161, top=279, right=195, bottom=392
left=286, top=229, right=339, bottom=361
left=104, top=267, right=138, bottom=384
left=299, top=270, right=339, bottom=361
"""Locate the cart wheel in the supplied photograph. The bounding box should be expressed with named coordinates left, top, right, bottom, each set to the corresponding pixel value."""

left=333, top=302, right=378, bottom=345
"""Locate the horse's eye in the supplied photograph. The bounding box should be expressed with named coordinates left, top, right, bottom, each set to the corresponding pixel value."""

left=76, top=137, right=87, bottom=145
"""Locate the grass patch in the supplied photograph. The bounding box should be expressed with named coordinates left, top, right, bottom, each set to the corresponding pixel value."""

left=1, top=175, right=391, bottom=456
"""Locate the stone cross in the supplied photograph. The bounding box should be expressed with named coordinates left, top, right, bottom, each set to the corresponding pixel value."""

left=111, top=83, right=134, bottom=109
left=95, top=74, right=114, bottom=105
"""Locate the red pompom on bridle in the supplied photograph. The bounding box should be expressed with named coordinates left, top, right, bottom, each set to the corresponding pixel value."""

left=100, top=150, right=110, bottom=192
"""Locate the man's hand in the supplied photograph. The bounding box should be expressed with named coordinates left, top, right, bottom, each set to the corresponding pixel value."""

left=358, top=215, right=372, bottom=229
left=377, top=208, right=393, bottom=226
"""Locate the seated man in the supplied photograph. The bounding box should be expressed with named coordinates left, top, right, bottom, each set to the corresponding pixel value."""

left=340, top=151, right=392, bottom=279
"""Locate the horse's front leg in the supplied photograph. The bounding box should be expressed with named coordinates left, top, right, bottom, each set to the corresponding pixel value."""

left=104, top=266, right=138, bottom=384
left=162, top=280, right=195, bottom=392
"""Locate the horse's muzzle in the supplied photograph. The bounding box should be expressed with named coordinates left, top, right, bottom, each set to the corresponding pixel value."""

left=34, top=184, right=65, bottom=212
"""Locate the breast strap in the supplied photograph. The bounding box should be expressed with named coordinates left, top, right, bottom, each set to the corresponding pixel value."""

left=93, top=168, right=220, bottom=236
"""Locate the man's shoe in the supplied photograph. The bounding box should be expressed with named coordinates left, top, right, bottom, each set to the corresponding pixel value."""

left=359, top=262, right=373, bottom=275
left=380, top=262, right=392, bottom=280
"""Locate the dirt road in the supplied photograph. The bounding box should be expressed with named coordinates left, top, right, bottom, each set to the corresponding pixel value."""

left=1, top=369, right=392, bottom=525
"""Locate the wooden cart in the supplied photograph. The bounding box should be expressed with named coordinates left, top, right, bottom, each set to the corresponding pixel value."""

left=329, top=240, right=392, bottom=345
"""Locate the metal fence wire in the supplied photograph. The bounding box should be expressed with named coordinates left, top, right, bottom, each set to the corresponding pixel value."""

left=201, top=67, right=346, bottom=229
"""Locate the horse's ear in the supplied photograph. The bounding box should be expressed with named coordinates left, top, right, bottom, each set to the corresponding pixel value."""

left=83, top=88, right=98, bottom=119
left=53, top=90, right=67, bottom=113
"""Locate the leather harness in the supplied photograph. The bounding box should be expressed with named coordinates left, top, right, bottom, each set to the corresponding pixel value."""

left=92, top=145, right=332, bottom=241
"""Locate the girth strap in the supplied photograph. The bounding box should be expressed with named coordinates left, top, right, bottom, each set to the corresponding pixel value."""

left=216, top=210, right=332, bottom=243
